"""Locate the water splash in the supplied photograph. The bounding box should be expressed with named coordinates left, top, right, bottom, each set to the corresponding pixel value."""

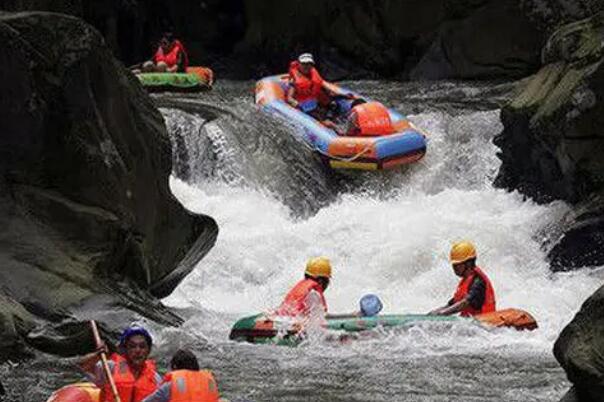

left=158, top=81, right=602, bottom=401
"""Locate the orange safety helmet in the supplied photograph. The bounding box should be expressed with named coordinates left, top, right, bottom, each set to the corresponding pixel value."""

left=449, top=241, right=477, bottom=264
left=305, top=257, right=332, bottom=278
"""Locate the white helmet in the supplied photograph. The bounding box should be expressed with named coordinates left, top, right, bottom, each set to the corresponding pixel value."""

left=298, top=53, right=315, bottom=64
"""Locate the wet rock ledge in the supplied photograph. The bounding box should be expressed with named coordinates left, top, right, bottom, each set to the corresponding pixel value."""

left=0, top=12, right=217, bottom=359
left=493, top=11, right=604, bottom=401
left=494, top=11, right=604, bottom=271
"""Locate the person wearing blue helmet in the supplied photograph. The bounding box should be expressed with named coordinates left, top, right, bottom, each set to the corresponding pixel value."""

left=79, top=325, right=162, bottom=402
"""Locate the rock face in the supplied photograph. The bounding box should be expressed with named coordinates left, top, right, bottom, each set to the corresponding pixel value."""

left=0, top=0, right=589, bottom=80
left=233, top=0, right=546, bottom=79
left=0, top=11, right=217, bottom=359
left=493, top=11, right=604, bottom=270
left=554, top=284, right=604, bottom=402
left=409, top=1, right=543, bottom=80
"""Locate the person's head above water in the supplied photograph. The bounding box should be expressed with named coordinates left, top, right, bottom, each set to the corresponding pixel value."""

left=170, top=349, right=200, bottom=371
left=304, top=256, right=331, bottom=291
left=160, top=32, right=175, bottom=51
left=119, top=325, right=153, bottom=367
left=449, top=241, right=477, bottom=277
left=297, top=53, right=315, bottom=75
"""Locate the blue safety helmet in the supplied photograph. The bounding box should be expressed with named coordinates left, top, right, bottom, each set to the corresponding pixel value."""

left=119, top=325, right=153, bottom=349
left=360, top=294, right=383, bottom=317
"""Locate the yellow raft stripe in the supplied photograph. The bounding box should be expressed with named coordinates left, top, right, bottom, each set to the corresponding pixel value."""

left=330, top=160, right=378, bottom=170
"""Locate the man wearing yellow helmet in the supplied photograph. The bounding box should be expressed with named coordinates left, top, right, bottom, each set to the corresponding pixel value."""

left=275, top=257, right=332, bottom=317
left=429, top=242, right=496, bottom=317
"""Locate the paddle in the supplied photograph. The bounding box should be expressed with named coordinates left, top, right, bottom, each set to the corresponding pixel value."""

left=90, top=320, right=121, bottom=402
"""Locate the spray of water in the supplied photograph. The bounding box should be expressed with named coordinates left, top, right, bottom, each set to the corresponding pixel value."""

left=162, top=102, right=600, bottom=353
left=153, top=83, right=602, bottom=401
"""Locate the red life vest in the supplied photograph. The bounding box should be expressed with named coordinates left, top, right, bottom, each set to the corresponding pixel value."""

left=452, top=266, right=496, bottom=317
left=276, top=279, right=327, bottom=317
left=165, top=370, right=220, bottom=402
left=100, top=354, right=158, bottom=402
left=347, top=101, right=395, bottom=136
left=153, top=40, right=189, bottom=71
left=289, top=61, right=324, bottom=104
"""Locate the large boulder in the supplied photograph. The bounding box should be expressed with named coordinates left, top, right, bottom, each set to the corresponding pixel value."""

left=0, top=11, right=217, bottom=359
left=3, top=0, right=596, bottom=80
left=237, top=0, right=548, bottom=79
left=548, top=195, right=604, bottom=271
left=554, top=284, right=604, bottom=401
left=493, top=11, right=604, bottom=269
left=410, top=1, right=543, bottom=79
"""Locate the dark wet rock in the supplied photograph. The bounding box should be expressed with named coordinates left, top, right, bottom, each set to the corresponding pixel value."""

left=493, top=11, right=604, bottom=269
left=237, top=0, right=545, bottom=80
left=0, top=11, right=217, bottom=359
left=554, top=284, right=604, bottom=402
left=3, top=0, right=600, bottom=80
left=549, top=195, right=604, bottom=271
left=410, top=2, right=543, bottom=80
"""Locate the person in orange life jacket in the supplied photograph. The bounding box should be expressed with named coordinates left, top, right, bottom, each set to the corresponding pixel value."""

left=286, top=53, right=337, bottom=118
left=322, top=98, right=368, bottom=136
left=79, top=325, right=162, bottom=402
left=140, top=32, right=189, bottom=73
left=429, top=241, right=496, bottom=317
left=276, top=257, right=332, bottom=318
left=141, top=349, right=220, bottom=402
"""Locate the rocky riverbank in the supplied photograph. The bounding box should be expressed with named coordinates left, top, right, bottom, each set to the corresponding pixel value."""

left=492, top=11, right=604, bottom=400
left=0, top=11, right=217, bottom=360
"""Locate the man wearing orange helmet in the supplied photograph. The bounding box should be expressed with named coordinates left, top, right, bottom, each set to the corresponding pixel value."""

left=430, top=241, right=496, bottom=317
left=276, top=257, right=332, bottom=317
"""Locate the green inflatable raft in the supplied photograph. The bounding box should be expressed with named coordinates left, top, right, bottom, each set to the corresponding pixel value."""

left=229, top=308, right=537, bottom=346
left=136, top=66, right=213, bottom=92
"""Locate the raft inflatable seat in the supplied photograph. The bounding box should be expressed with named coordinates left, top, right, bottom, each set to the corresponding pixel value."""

left=229, top=308, right=538, bottom=346
left=136, top=66, right=214, bottom=92
left=255, top=76, right=427, bottom=170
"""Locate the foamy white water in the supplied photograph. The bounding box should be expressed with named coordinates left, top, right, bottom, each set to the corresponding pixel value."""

left=163, top=105, right=600, bottom=353
left=154, top=82, right=603, bottom=401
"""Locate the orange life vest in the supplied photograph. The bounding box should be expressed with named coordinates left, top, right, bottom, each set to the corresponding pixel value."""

left=347, top=101, right=394, bottom=136
left=452, top=266, right=496, bottom=317
left=289, top=61, right=325, bottom=104
left=276, top=278, right=327, bottom=317
left=165, top=370, right=220, bottom=402
left=101, top=354, right=159, bottom=402
left=154, top=40, right=189, bottom=71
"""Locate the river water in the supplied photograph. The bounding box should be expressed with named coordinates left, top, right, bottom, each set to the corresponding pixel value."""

left=157, top=81, right=602, bottom=401
left=7, top=80, right=603, bottom=402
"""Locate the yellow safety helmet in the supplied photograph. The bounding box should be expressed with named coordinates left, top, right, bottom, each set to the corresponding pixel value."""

left=449, top=241, right=477, bottom=264
left=305, top=257, right=332, bottom=278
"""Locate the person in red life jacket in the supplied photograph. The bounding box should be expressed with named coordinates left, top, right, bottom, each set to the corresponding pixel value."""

left=429, top=241, right=496, bottom=317
left=275, top=257, right=332, bottom=318
left=286, top=53, right=337, bottom=118
left=140, top=32, right=189, bottom=73
left=141, top=349, right=221, bottom=402
left=79, top=325, right=162, bottom=402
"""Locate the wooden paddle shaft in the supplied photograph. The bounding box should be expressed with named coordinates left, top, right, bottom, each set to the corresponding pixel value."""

left=90, top=320, right=121, bottom=402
